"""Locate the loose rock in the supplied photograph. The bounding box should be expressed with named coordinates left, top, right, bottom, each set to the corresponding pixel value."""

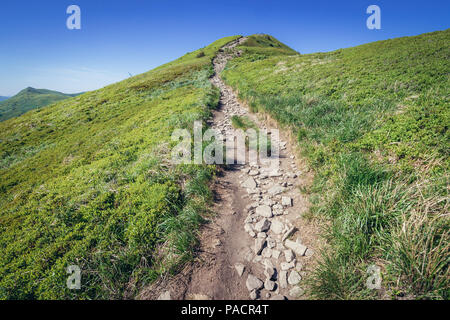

left=281, top=196, right=293, bottom=207
left=246, top=274, right=264, bottom=291
left=242, top=177, right=257, bottom=189
left=288, top=270, right=302, bottom=285
left=279, top=271, right=288, bottom=289
left=256, top=205, right=273, bottom=218
left=285, top=239, right=307, bottom=256
left=271, top=219, right=284, bottom=235
left=254, top=238, right=266, bottom=255
left=289, top=287, right=304, bottom=298
left=254, top=218, right=271, bottom=232
left=264, top=279, right=276, bottom=291
left=235, top=263, right=245, bottom=277
left=284, top=249, right=295, bottom=263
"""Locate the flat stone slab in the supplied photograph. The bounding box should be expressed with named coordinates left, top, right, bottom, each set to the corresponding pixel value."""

left=242, top=177, right=257, bottom=189
left=256, top=205, right=273, bottom=218
left=246, top=274, right=264, bottom=291
left=268, top=185, right=285, bottom=195
left=271, top=219, right=284, bottom=234
left=254, top=238, right=266, bottom=255
left=264, top=279, right=276, bottom=291
left=281, top=196, right=293, bottom=206
left=284, top=249, right=294, bottom=262
left=285, top=239, right=308, bottom=256
left=288, top=270, right=302, bottom=285
left=254, top=218, right=271, bottom=232
left=235, top=263, right=245, bottom=277
left=289, top=287, right=304, bottom=298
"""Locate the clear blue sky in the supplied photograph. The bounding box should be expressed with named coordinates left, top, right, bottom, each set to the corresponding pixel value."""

left=0, top=0, right=448, bottom=96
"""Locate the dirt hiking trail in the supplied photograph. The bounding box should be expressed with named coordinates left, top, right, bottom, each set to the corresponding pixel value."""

left=141, top=37, right=321, bottom=300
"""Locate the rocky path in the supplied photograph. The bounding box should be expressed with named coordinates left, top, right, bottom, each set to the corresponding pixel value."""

left=148, top=37, right=318, bottom=300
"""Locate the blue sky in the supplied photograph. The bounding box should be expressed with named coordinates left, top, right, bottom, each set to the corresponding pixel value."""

left=0, top=0, right=448, bottom=96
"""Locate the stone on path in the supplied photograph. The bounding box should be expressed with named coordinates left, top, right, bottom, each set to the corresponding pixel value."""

left=254, top=238, right=266, bottom=255
left=289, top=287, right=304, bottom=298
left=288, top=270, right=302, bottom=285
left=261, top=247, right=271, bottom=258
left=279, top=271, right=288, bottom=289
left=282, top=227, right=297, bottom=241
left=268, top=170, right=282, bottom=177
left=264, top=279, right=276, bottom=291
left=264, top=263, right=276, bottom=280
left=281, top=196, right=293, bottom=207
left=249, top=290, right=258, bottom=300
left=305, top=248, right=314, bottom=257
left=284, top=249, right=294, bottom=263
left=246, top=274, right=264, bottom=291
left=285, top=239, right=308, bottom=256
left=257, top=232, right=267, bottom=239
left=256, top=205, right=273, bottom=218
left=235, top=263, right=245, bottom=277
left=242, top=177, right=257, bottom=189
left=157, top=290, right=171, bottom=300
left=271, top=219, right=284, bottom=235
left=271, top=249, right=281, bottom=259
left=254, top=218, right=271, bottom=232
left=281, top=261, right=295, bottom=271
left=268, top=185, right=285, bottom=195
left=267, top=238, right=276, bottom=248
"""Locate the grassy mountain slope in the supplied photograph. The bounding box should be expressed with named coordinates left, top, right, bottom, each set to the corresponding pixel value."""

left=0, top=96, right=9, bottom=102
left=0, top=35, right=240, bottom=299
left=0, top=87, right=82, bottom=122
left=222, top=31, right=449, bottom=299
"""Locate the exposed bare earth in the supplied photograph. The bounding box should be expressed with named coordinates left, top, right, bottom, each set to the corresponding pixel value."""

left=140, top=37, right=321, bottom=300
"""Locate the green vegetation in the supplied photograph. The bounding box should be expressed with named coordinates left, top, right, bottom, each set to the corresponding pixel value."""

left=231, top=115, right=257, bottom=130
left=0, top=96, right=9, bottom=102
left=0, top=35, right=240, bottom=299
left=222, top=31, right=449, bottom=299
left=0, top=87, right=82, bottom=122
left=231, top=115, right=271, bottom=153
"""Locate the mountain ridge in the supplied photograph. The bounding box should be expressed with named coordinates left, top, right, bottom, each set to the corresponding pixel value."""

left=0, top=87, right=82, bottom=122
left=0, top=31, right=448, bottom=300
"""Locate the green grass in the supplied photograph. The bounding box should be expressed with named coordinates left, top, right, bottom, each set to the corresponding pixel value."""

left=0, top=35, right=240, bottom=299
left=230, top=115, right=271, bottom=154
left=231, top=115, right=257, bottom=130
left=0, top=87, right=82, bottom=122
left=222, top=31, right=449, bottom=299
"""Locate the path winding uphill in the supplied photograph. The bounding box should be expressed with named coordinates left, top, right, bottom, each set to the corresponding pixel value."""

left=152, top=37, right=319, bottom=300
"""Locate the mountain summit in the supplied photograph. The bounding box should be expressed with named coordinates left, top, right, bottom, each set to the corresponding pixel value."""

left=0, top=87, right=81, bottom=121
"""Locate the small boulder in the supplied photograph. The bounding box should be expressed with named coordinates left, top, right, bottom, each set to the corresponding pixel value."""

left=281, top=196, right=293, bottom=207
left=288, top=270, right=302, bottom=285
left=254, top=218, right=271, bottom=232
left=254, top=238, right=266, bottom=255
left=256, top=205, right=273, bottom=218
left=284, top=249, right=295, bottom=263
left=235, top=263, right=245, bottom=277
left=285, top=239, right=307, bottom=256
left=271, top=219, right=284, bottom=235
left=264, top=279, right=276, bottom=291
left=246, top=274, right=264, bottom=291
left=242, top=177, right=257, bottom=189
